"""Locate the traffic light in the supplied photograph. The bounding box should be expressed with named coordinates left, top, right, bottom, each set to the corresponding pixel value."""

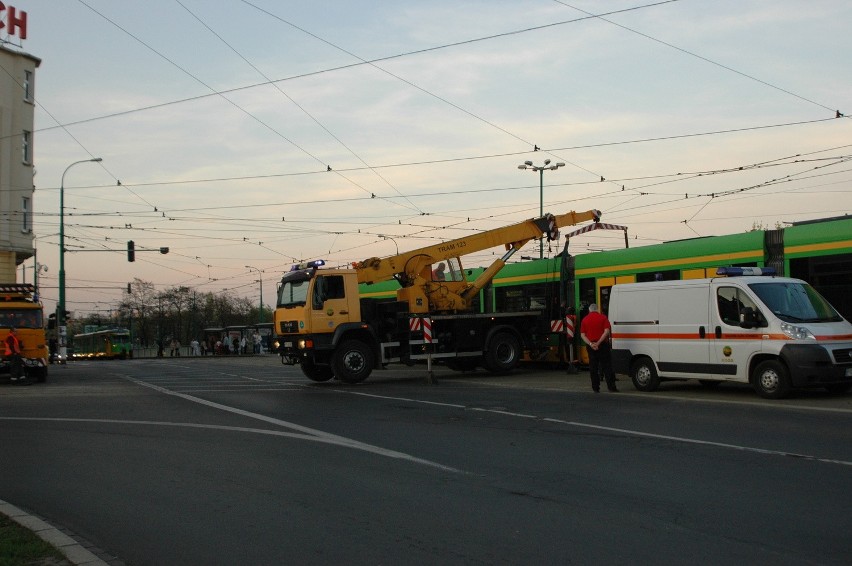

left=127, top=240, right=135, bottom=262
left=127, top=283, right=132, bottom=293
left=48, top=313, right=56, bottom=329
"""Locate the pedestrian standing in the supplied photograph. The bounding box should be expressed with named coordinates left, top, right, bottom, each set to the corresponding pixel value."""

left=4, top=327, right=25, bottom=384
left=579, top=303, right=618, bottom=393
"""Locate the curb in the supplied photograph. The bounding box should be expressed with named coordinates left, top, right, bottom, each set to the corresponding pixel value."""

left=0, top=499, right=108, bottom=566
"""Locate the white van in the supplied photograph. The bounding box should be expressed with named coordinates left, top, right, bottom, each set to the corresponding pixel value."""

left=608, top=268, right=852, bottom=398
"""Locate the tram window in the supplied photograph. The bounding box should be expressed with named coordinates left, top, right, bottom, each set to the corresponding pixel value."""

left=495, top=283, right=552, bottom=312
left=636, top=269, right=679, bottom=282
left=600, top=286, right=612, bottom=314
left=578, top=278, right=596, bottom=314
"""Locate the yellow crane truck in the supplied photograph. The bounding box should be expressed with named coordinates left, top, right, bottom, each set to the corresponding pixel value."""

left=1, top=283, right=48, bottom=383
left=274, top=209, right=601, bottom=383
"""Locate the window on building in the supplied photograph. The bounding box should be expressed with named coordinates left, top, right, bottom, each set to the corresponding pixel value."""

left=22, top=130, right=31, bottom=164
left=21, top=197, right=32, bottom=233
left=24, top=70, right=33, bottom=101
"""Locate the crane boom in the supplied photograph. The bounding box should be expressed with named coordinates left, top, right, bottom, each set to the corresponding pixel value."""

left=354, top=209, right=601, bottom=286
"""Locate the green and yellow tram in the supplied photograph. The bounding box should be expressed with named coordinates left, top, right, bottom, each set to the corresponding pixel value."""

left=572, top=215, right=852, bottom=319
left=72, top=328, right=133, bottom=359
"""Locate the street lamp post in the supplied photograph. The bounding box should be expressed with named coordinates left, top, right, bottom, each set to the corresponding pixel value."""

left=245, top=265, right=264, bottom=323
left=58, top=157, right=102, bottom=362
left=518, top=159, right=565, bottom=258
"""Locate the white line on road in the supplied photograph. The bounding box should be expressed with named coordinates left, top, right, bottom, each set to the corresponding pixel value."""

left=114, top=374, right=464, bottom=473
left=340, top=390, right=852, bottom=467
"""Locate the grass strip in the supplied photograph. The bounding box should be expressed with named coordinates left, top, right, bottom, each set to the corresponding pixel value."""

left=0, top=515, right=69, bottom=566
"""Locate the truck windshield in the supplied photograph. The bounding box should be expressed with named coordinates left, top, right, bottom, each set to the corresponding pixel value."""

left=277, top=277, right=310, bottom=308
left=0, top=309, right=43, bottom=329
left=748, top=281, right=843, bottom=323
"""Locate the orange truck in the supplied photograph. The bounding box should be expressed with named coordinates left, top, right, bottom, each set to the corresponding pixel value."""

left=1, top=283, right=48, bottom=382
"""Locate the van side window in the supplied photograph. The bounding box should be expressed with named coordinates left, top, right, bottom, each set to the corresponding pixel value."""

left=717, top=287, right=763, bottom=326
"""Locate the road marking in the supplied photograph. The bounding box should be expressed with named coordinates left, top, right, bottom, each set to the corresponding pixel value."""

left=114, top=374, right=464, bottom=473
left=340, top=390, right=852, bottom=467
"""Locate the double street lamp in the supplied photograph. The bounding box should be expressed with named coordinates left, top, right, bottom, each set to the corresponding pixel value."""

left=245, top=265, right=264, bottom=323
left=58, top=157, right=102, bottom=361
left=518, top=159, right=565, bottom=258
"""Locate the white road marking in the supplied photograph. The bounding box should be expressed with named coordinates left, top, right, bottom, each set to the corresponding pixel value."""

left=339, top=389, right=852, bottom=467
left=114, top=374, right=464, bottom=473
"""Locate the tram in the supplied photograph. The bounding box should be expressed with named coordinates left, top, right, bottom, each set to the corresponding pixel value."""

left=72, top=328, right=133, bottom=359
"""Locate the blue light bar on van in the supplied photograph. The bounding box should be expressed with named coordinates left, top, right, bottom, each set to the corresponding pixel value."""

left=716, top=266, right=776, bottom=277
left=290, top=259, right=326, bottom=271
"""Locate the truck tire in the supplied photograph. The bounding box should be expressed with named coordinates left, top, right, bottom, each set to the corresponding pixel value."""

left=333, top=339, right=374, bottom=384
left=484, top=332, right=520, bottom=374
left=752, top=360, right=791, bottom=399
left=631, top=357, right=660, bottom=392
left=300, top=358, right=334, bottom=382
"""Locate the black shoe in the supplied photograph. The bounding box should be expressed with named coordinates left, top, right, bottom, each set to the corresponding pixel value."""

left=608, top=388, right=619, bottom=393
left=593, top=388, right=600, bottom=393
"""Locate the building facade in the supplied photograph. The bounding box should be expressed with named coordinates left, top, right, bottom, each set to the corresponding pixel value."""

left=0, top=44, right=40, bottom=283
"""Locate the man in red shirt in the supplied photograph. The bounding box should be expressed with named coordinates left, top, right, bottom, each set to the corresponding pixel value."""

left=580, top=304, right=618, bottom=393
left=4, top=327, right=25, bottom=384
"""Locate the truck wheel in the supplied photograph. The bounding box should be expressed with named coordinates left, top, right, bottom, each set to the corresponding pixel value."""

left=484, top=332, right=520, bottom=374
left=333, top=340, right=374, bottom=384
left=752, top=360, right=791, bottom=399
left=631, top=357, right=660, bottom=392
left=300, top=359, right=334, bottom=382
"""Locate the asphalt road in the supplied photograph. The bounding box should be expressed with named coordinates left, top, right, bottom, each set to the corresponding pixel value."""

left=1, top=356, right=851, bottom=565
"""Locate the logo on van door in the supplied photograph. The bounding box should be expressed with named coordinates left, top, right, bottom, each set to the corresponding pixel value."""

left=722, top=346, right=732, bottom=357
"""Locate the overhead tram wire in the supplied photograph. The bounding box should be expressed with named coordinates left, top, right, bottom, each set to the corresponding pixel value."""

left=58, top=1, right=686, bottom=201
left=29, top=115, right=836, bottom=202
left=240, top=0, right=610, bottom=183
left=26, top=0, right=682, bottom=140
left=553, top=0, right=845, bottom=116
left=76, top=0, right=422, bottom=215
left=174, top=1, right=423, bottom=216
left=42, top=140, right=847, bottom=220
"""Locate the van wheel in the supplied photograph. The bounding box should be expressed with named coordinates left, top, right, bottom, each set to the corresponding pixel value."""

left=484, top=332, right=520, bottom=374
left=300, top=359, right=334, bottom=382
left=333, top=339, right=374, bottom=384
left=752, top=360, right=791, bottom=399
left=631, top=358, right=660, bottom=392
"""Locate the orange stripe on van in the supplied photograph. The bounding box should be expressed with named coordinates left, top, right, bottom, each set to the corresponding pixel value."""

left=613, top=332, right=852, bottom=342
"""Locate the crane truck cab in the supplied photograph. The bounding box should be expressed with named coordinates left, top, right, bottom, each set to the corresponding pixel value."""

left=609, top=268, right=852, bottom=398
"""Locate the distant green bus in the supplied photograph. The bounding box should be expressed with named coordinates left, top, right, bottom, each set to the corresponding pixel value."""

left=72, top=328, right=132, bottom=359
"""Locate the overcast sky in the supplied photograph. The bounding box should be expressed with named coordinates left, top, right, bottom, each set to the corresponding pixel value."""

left=7, top=0, right=852, bottom=317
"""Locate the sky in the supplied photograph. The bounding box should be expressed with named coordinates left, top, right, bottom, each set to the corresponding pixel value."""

left=5, top=0, right=852, bottom=319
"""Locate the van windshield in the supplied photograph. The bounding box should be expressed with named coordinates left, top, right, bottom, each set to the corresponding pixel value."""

left=748, top=282, right=843, bottom=323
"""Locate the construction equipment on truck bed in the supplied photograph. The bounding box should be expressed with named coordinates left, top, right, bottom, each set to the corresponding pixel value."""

left=274, top=209, right=602, bottom=383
